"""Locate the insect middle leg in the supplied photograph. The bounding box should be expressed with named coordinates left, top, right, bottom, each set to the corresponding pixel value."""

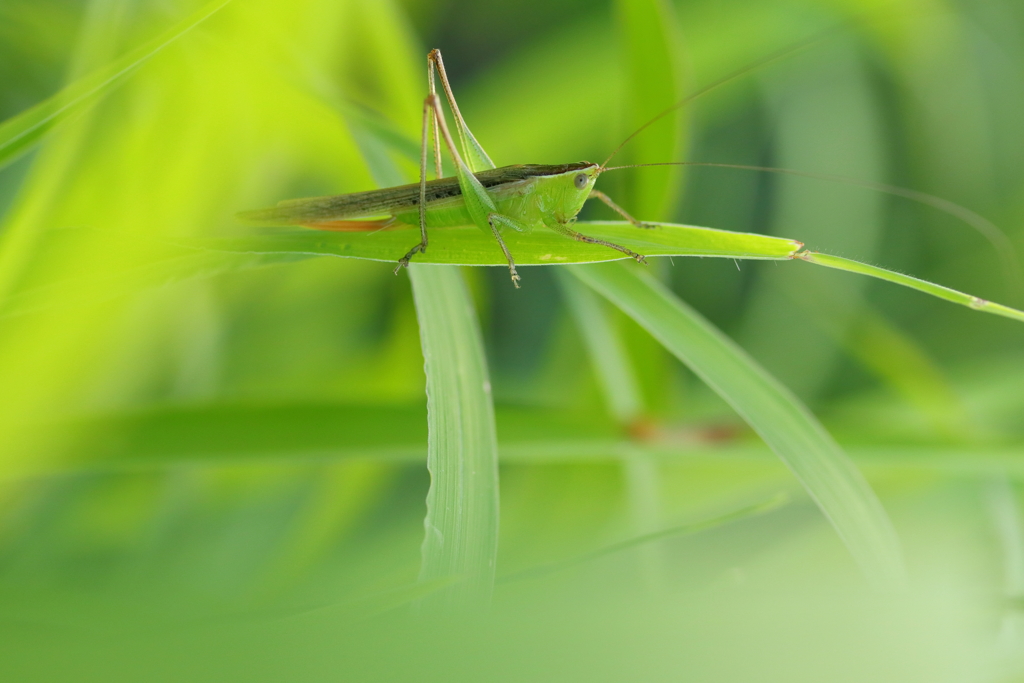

left=587, top=190, right=657, bottom=229
left=487, top=213, right=526, bottom=288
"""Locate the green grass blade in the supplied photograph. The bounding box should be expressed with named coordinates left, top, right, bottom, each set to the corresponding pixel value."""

left=557, top=270, right=644, bottom=423
left=569, top=261, right=906, bottom=588
left=408, top=265, right=500, bottom=609
left=615, top=0, right=685, bottom=219
left=17, top=403, right=617, bottom=475
left=202, top=225, right=1024, bottom=323
left=799, top=251, right=1024, bottom=323
left=26, top=399, right=1024, bottom=475
left=0, top=0, right=230, bottom=171
left=46, top=402, right=429, bottom=470
left=207, top=221, right=803, bottom=265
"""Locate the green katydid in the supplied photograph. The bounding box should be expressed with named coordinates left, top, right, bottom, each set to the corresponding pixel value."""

left=239, top=48, right=1024, bottom=323
left=240, top=49, right=649, bottom=289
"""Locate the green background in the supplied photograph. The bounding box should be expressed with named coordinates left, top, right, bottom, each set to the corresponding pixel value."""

left=1, top=0, right=1024, bottom=680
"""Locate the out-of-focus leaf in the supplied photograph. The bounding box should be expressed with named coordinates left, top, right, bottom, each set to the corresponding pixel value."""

left=16, top=399, right=1024, bottom=477
left=0, top=0, right=230, bottom=171
left=613, top=0, right=685, bottom=219
left=569, top=261, right=906, bottom=589
left=0, top=246, right=306, bottom=320
left=56, top=402, right=429, bottom=469
left=256, top=577, right=458, bottom=624
left=500, top=492, right=789, bottom=583
left=739, top=41, right=886, bottom=401
left=837, top=306, right=970, bottom=440
left=557, top=270, right=644, bottom=424
left=22, top=403, right=619, bottom=474
left=408, top=265, right=500, bottom=608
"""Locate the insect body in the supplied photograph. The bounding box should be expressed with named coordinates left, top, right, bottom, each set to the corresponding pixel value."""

left=240, top=50, right=651, bottom=287
left=239, top=163, right=596, bottom=233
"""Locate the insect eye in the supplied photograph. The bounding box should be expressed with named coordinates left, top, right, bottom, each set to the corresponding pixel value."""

left=574, top=173, right=588, bottom=190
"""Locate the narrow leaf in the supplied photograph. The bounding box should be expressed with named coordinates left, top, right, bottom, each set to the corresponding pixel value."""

left=799, top=251, right=1024, bottom=323
left=203, top=221, right=803, bottom=266
left=408, top=265, right=500, bottom=608
left=569, top=261, right=906, bottom=588
left=26, top=400, right=1024, bottom=475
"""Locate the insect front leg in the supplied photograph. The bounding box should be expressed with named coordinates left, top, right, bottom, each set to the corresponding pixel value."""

left=549, top=220, right=648, bottom=265
left=587, top=190, right=657, bottom=230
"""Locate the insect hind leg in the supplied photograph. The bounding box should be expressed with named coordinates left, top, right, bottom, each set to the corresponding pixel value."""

left=396, top=75, right=440, bottom=274
left=549, top=221, right=648, bottom=264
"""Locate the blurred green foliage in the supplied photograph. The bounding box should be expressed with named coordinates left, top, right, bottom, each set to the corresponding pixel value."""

left=2, top=0, right=1024, bottom=680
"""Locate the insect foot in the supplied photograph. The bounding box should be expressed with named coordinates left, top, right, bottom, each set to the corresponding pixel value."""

left=394, top=242, right=427, bottom=274
left=611, top=243, right=648, bottom=264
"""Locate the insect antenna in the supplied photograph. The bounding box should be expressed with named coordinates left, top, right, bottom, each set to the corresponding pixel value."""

left=599, top=26, right=842, bottom=170
left=595, top=17, right=1024, bottom=299
left=600, top=161, right=1024, bottom=299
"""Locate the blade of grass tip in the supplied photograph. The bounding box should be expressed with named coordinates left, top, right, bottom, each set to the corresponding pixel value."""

left=0, top=0, right=231, bottom=171
left=798, top=251, right=1024, bottom=323
left=409, top=265, right=500, bottom=610
left=570, top=261, right=906, bottom=589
